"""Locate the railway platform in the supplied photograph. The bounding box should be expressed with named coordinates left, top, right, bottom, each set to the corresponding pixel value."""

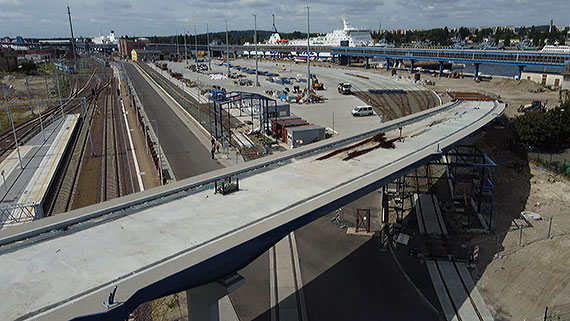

left=0, top=114, right=80, bottom=229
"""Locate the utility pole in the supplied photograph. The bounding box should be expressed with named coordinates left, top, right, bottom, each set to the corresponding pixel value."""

left=194, top=25, right=198, bottom=71
left=254, top=14, right=259, bottom=86
left=558, top=108, right=566, bottom=148
left=175, top=28, right=180, bottom=60
left=53, top=69, right=64, bottom=117
left=225, top=20, right=230, bottom=77
left=306, top=6, right=311, bottom=103
left=25, top=76, right=34, bottom=115
left=67, top=6, right=78, bottom=73
left=37, top=95, right=45, bottom=142
left=44, top=69, right=50, bottom=107
left=206, top=23, right=211, bottom=71
left=184, top=28, right=188, bottom=64
left=7, top=100, right=23, bottom=169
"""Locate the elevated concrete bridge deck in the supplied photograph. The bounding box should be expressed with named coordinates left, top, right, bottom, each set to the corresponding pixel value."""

left=0, top=99, right=504, bottom=320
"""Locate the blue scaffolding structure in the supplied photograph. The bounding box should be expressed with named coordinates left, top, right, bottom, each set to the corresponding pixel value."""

left=444, top=145, right=497, bottom=230
left=383, top=145, right=498, bottom=230
left=208, top=90, right=277, bottom=146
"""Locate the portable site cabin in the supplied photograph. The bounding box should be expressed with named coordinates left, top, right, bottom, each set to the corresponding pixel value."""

left=286, top=125, right=325, bottom=148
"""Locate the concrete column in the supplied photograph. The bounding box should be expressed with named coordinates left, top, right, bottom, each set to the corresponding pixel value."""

left=186, top=273, right=244, bottom=321
left=386, top=58, right=390, bottom=70
left=439, top=61, right=444, bottom=76
left=517, top=65, right=525, bottom=80
left=474, top=63, right=480, bottom=80
left=410, top=60, right=415, bottom=72
left=365, top=57, right=369, bottom=69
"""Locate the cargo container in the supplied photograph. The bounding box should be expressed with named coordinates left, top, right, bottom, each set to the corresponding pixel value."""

left=286, top=125, right=325, bottom=148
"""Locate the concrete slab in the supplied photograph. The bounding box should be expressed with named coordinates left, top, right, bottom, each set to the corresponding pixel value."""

left=346, top=227, right=374, bottom=236
left=417, top=194, right=448, bottom=235
left=456, top=263, right=494, bottom=321
left=438, top=261, right=480, bottom=321
left=426, top=260, right=459, bottom=321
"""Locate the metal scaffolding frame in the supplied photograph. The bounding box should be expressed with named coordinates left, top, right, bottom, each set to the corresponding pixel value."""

left=383, top=145, right=497, bottom=230
left=208, top=90, right=277, bottom=146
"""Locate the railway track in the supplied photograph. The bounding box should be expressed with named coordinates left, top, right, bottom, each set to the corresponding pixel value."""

left=45, top=76, right=110, bottom=215
left=416, top=188, right=491, bottom=321
left=269, top=232, right=308, bottom=321
left=48, top=65, right=138, bottom=216
left=101, top=80, right=121, bottom=201
left=0, top=69, right=101, bottom=162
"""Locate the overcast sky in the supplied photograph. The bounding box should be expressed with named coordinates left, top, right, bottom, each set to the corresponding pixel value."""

left=0, top=0, right=568, bottom=38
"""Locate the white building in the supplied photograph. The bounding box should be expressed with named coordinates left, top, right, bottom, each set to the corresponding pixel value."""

left=92, top=31, right=118, bottom=45
left=521, top=71, right=564, bottom=88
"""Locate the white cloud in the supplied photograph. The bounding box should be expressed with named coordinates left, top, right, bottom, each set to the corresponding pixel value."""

left=0, top=0, right=568, bottom=37
left=0, top=0, right=21, bottom=5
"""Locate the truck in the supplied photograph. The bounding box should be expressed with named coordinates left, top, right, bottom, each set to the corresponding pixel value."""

left=518, top=100, right=547, bottom=113
left=338, top=83, right=352, bottom=95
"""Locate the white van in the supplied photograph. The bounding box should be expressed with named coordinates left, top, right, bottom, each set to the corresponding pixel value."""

left=351, top=105, right=374, bottom=117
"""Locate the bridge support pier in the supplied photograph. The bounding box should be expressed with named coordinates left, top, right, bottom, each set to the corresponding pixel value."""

left=365, top=57, right=369, bottom=69
left=517, top=65, right=525, bottom=80
left=186, top=273, right=244, bottom=321
left=439, top=61, right=444, bottom=76
left=410, top=60, right=415, bottom=72
left=385, top=58, right=390, bottom=70
left=473, top=63, right=480, bottom=80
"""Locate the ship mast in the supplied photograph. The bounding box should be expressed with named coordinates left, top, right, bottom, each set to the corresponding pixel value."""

left=272, top=14, right=278, bottom=33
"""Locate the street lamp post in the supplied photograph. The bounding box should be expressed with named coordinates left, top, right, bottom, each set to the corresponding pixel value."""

left=306, top=6, right=311, bottom=103
left=184, top=28, right=188, bottom=65
left=254, top=14, right=259, bottom=86
left=225, top=20, right=230, bottom=77
left=206, top=23, right=211, bottom=71
left=194, top=25, right=198, bottom=71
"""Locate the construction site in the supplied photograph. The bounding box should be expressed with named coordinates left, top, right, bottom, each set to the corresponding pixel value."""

left=1, top=50, right=569, bottom=321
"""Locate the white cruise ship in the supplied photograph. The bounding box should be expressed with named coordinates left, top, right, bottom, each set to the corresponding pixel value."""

left=260, top=19, right=373, bottom=47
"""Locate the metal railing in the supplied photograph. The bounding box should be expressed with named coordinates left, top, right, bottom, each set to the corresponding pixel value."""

left=0, top=202, right=42, bottom=228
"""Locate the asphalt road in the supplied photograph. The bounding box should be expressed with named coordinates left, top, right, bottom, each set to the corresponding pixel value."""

left=295, top=216, right=441, bottom=321
left=229, top=214, right=442, bottom=321
left=124, top=63, right=221, bottom=179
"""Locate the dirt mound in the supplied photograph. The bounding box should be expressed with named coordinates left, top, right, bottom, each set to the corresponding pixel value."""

left=491, top=78, right=542, bottom=91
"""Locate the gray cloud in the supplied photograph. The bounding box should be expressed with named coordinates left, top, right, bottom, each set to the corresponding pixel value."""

left=0, top=0, right=567, bottom=38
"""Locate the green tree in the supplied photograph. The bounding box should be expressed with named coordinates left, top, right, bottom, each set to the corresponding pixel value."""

left=515, top=100, right=570, bottom=150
